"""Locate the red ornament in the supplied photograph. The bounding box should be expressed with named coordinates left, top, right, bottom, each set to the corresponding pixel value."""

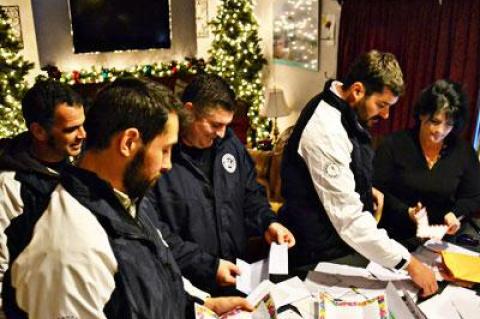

left=171, top=66, right=178, bottom=73
left=72, top=71, right=80, bottom=83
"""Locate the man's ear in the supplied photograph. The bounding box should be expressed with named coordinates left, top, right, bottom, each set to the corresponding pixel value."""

left=119, top=128, right=142, bottom=157
left=30, top=123, right=49, bottom=142
left=352, top=82, right=366, bottom=100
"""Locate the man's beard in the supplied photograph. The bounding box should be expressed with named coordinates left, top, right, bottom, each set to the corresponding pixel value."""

left=123, top=148, right=157, bottom=199
left=355, top=98, right=381, bottom=128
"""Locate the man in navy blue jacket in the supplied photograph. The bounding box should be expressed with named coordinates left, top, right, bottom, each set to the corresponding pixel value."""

left=144, top=73, right=295, bottom=294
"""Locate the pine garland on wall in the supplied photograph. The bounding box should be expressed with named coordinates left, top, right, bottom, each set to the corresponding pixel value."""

left=0, top=7, right=33, bottom=138
left=207, top=0, right=270, bottom=148
left=45, top=58, right=205, bottom=85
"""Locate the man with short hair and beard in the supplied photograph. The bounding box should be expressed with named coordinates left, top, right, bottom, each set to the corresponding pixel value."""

left=2, top=78, right=251, bottom=318
left=0, top=79, right=86, bottom=315
left=280, top=50, right=438, bottom=297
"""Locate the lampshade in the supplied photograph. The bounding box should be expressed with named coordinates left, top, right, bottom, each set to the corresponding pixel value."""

left=263, top=88, right=290, bottom=118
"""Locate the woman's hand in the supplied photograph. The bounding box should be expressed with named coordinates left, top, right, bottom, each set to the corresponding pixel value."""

left=444, top=212, right=461, bottom=235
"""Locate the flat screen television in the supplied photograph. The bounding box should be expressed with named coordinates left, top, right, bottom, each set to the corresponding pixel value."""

left=68, top=0, right=171, bottom=53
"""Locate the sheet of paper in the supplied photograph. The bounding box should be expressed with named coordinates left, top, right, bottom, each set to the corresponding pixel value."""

left=304, top=271, right=386, bottom=301
left=270, top=277, right=311, bottom=308
left=183, top=277, right=210, bottom=301
left=314, top=262, right=375, bottom=279
left=441, top=285, right=480, bottom=319
left=414, top=208, right=429, bottom=226
left=220, top=294, right=278, bottom=319
left=319, top=293, right=386, bottom=319
left=415, top=208, right=448, bottom=240
left=236, top=258, right=269, bottom=294
left=247, top=280, right=275, bottom=306
left=269, top=243, right=288, bottom=274
left=252, top=294, right=277, bottom=319
left=423, top=239, right=480, bottom=256
left=416, top=224, right=448, bottom=240
left=195, top=303, right=219, bottom=319
left=418, top=293, right=462, bottom=319
left=366, top=262, right=410, bottom=281
left=277, top=309, right=303, bottom=319
left=384, top=282, right=416, bottom=319
left=246, top=277, right=310, bottom=309
left=291, top=296, right=317, bottom=319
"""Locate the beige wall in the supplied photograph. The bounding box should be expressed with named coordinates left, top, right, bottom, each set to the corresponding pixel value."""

left=3, top=0, right=340, bottom=133
left=198, top=0, right=341, bottom=132
left=0, top=0, right=41, bottom=84
left=30, top=0, right=196, bottom=73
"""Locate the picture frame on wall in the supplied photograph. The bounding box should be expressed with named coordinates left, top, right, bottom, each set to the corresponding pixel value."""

left=1, top=5, right=23, bottom=48
left=195, top=0, right=209, bottom=38
left=273, top=0, right=319, bottom=71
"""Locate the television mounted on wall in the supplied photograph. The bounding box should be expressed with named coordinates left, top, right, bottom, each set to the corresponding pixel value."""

left=68, top=0, right=171, bottom=54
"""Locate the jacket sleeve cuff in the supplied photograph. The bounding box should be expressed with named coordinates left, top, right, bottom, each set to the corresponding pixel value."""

left=262, top=211, right=279, bottom=233
left=182, top=277, right=211, bottom=302
left=394, top=253, right=411, bottom=270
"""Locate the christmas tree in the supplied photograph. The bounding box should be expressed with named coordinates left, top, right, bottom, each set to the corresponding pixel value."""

left=207, top=0, right=270, bottom=148
left=0, top=8, right=34, bottom=138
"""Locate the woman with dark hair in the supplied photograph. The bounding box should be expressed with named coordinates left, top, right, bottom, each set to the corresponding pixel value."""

left=373, top=79, right=480, bottom=241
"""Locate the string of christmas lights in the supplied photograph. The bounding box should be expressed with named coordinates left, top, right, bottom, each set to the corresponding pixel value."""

left=207, top=0, right=270, bottom=148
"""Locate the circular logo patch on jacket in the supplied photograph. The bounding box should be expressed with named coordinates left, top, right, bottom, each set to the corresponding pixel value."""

left=222, top=153, right=237, bottom=173
left=325, top=162, right=340, bottom=178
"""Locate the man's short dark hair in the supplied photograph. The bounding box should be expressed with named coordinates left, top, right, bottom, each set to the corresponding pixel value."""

left=181, top=73, right=236, bottom=115
left=342, top=50, right=405, bottom=96
left=22, top=79, right=83, bottom=129
left=414, top=79, right=468, bottom=136
left=84, top=77, right=180, bottom=151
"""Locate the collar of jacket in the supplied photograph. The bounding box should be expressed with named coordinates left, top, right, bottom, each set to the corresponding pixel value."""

left=0, top=132, right=62, bottom=177
left=61, top=165, right=158, bottom=242
left=321, top=79, right=372, bottom=144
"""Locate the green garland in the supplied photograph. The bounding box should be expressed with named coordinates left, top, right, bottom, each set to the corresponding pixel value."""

left=39, top=58, right=205, bottom=85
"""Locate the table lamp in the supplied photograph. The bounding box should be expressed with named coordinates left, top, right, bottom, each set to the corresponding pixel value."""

left=263, top=88, right=291, bottom=143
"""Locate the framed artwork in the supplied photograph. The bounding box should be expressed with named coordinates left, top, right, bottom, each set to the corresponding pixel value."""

left=273, top=0, right=319, bottom=71
left=195, top=0, right=209, bottom=38
left=1, top=5, right=23, bottom=48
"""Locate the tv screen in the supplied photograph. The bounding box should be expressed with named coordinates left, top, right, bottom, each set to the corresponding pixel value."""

left=68, top=0, right=171, bottom=53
